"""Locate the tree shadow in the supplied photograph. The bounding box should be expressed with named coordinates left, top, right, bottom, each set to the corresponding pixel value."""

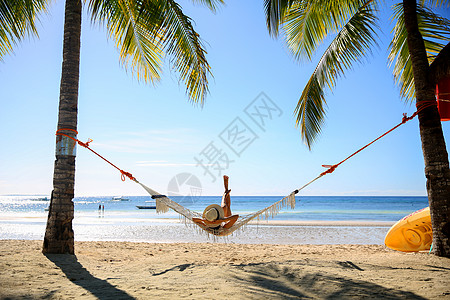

left=231, top=262, right=427, bottom=299
left=45, top=254, right=135, bottom=300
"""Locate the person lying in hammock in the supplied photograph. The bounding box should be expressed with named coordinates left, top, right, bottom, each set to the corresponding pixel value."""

left=192, top=175, right=239, bottom=229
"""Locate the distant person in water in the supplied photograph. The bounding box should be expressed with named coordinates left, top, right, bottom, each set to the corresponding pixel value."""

left=193, top=175, right=239, bottom=229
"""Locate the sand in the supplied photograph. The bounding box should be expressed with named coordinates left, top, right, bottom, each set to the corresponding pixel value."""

left=0, top=240, right=449, bottom=299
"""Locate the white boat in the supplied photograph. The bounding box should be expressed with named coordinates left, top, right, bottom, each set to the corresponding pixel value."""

left=112, top=196, right=129, bottom=201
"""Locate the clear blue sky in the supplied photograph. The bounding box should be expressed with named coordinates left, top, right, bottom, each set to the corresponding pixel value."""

left=1, top=1, right=448, bottom=196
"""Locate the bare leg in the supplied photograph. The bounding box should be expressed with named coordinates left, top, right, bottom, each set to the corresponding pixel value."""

left=221, top=175, right=232, bottom=217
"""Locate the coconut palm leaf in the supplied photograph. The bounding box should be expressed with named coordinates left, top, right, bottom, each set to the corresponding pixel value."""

left=190, top=0, right=224, bottom=12
left=0, top=0, right=48, bottom=60
left=389, top=2, right=450, bottom=100
left=88, top=0, right=163, bottom=81
left=420, top=0, right=450, bottom=7
left=264, top=0, right=295, bottom=36
left=88, top=0, right=215, bottom=104
left=161, top=0, right=211, bottom=104
left=295, top=75, right=326, bottom=148
left=282, top=0, right=376, bottom=60
left=291, top=3, right=378, bottom=147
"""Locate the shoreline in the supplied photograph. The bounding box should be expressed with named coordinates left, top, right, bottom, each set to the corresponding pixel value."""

left=247, top=219, right=394, bottom=227
left=1, top=220, right=393, bottom=245
left=0, top=240, right=449, bottom=299
left=0, top=214, right=395, bottom=227
left=1, top=215, right=395, bottom=244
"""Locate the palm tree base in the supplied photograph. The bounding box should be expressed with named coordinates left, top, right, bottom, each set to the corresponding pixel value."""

left=42, top=211, right=74, bottom=255
left=43, top=155, right=76, bottom=255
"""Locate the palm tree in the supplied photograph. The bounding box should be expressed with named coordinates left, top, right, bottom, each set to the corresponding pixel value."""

left=265, top=0, right=450, bottom=257
left=1, top=0, right=223, bottom=254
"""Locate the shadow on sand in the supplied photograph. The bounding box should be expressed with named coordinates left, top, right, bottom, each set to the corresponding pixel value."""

left=45, top=254, right=134, bottom=300
left=232, top=262, right=427, bottom=299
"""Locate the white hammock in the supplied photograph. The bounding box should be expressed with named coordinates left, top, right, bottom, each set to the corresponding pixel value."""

left=136, top=181, right=297, bottom=237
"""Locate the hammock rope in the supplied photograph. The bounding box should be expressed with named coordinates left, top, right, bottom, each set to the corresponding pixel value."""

left=56, top=106, right=430, bottom=236
left=56, top=128, right=136, bottom=182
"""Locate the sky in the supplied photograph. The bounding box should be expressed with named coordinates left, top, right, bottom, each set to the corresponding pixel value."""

left=0, top=1, right=449, bottom=197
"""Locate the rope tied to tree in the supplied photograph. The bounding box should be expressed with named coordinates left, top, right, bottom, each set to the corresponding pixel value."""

left=55, top=129, right=136, bottom=182
left=295, top=107, right=428, bottom=194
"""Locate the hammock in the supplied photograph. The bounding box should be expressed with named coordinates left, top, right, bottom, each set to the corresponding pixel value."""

left=56, top=109, right=422, bottom=237
left=136, top=181, right=297, bottom=236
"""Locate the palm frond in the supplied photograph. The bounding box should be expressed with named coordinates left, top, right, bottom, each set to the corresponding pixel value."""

left=0, top=0, right=48, bottom=60
left=294, top=75, right=326, bottom=148
left=264, top=0, right=295, bottom=37
left=389, top=3, right=450, bottom=100
left=89, top=0, right=164, bottom=83
left=190, top=0, right=224, bottom=13
left=89, top=0, right=212, bottom=104
left=294, top=4, right=378, bottom=148
left=162, top=0, right=211, bottom=104
left=420, top=0, right=450, bottom=7
left=282, top=0, right=376, bottom=60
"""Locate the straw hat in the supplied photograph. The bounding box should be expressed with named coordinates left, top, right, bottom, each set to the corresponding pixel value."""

left=202, top=204, right=225, bottom=222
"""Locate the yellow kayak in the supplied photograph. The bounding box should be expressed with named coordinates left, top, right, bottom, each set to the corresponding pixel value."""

left=384, top=207, right=432, bottom=252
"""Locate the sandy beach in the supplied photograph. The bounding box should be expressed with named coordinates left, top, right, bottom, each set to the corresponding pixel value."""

left=0, top=240, right=449, bottom=299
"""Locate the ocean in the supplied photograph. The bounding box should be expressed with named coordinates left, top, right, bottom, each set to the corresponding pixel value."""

left=0, top=195, right=429, bottom=244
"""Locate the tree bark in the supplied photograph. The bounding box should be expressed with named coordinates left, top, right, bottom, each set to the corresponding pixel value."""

left=403, top=0, right=450, bottom=257
left=43, top=0, right=81, bottom=254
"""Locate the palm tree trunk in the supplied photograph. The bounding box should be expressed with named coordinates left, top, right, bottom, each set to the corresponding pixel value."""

left=403, top=0, right=450, bottom=257
left=43, top=0, right=82, bottom=254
